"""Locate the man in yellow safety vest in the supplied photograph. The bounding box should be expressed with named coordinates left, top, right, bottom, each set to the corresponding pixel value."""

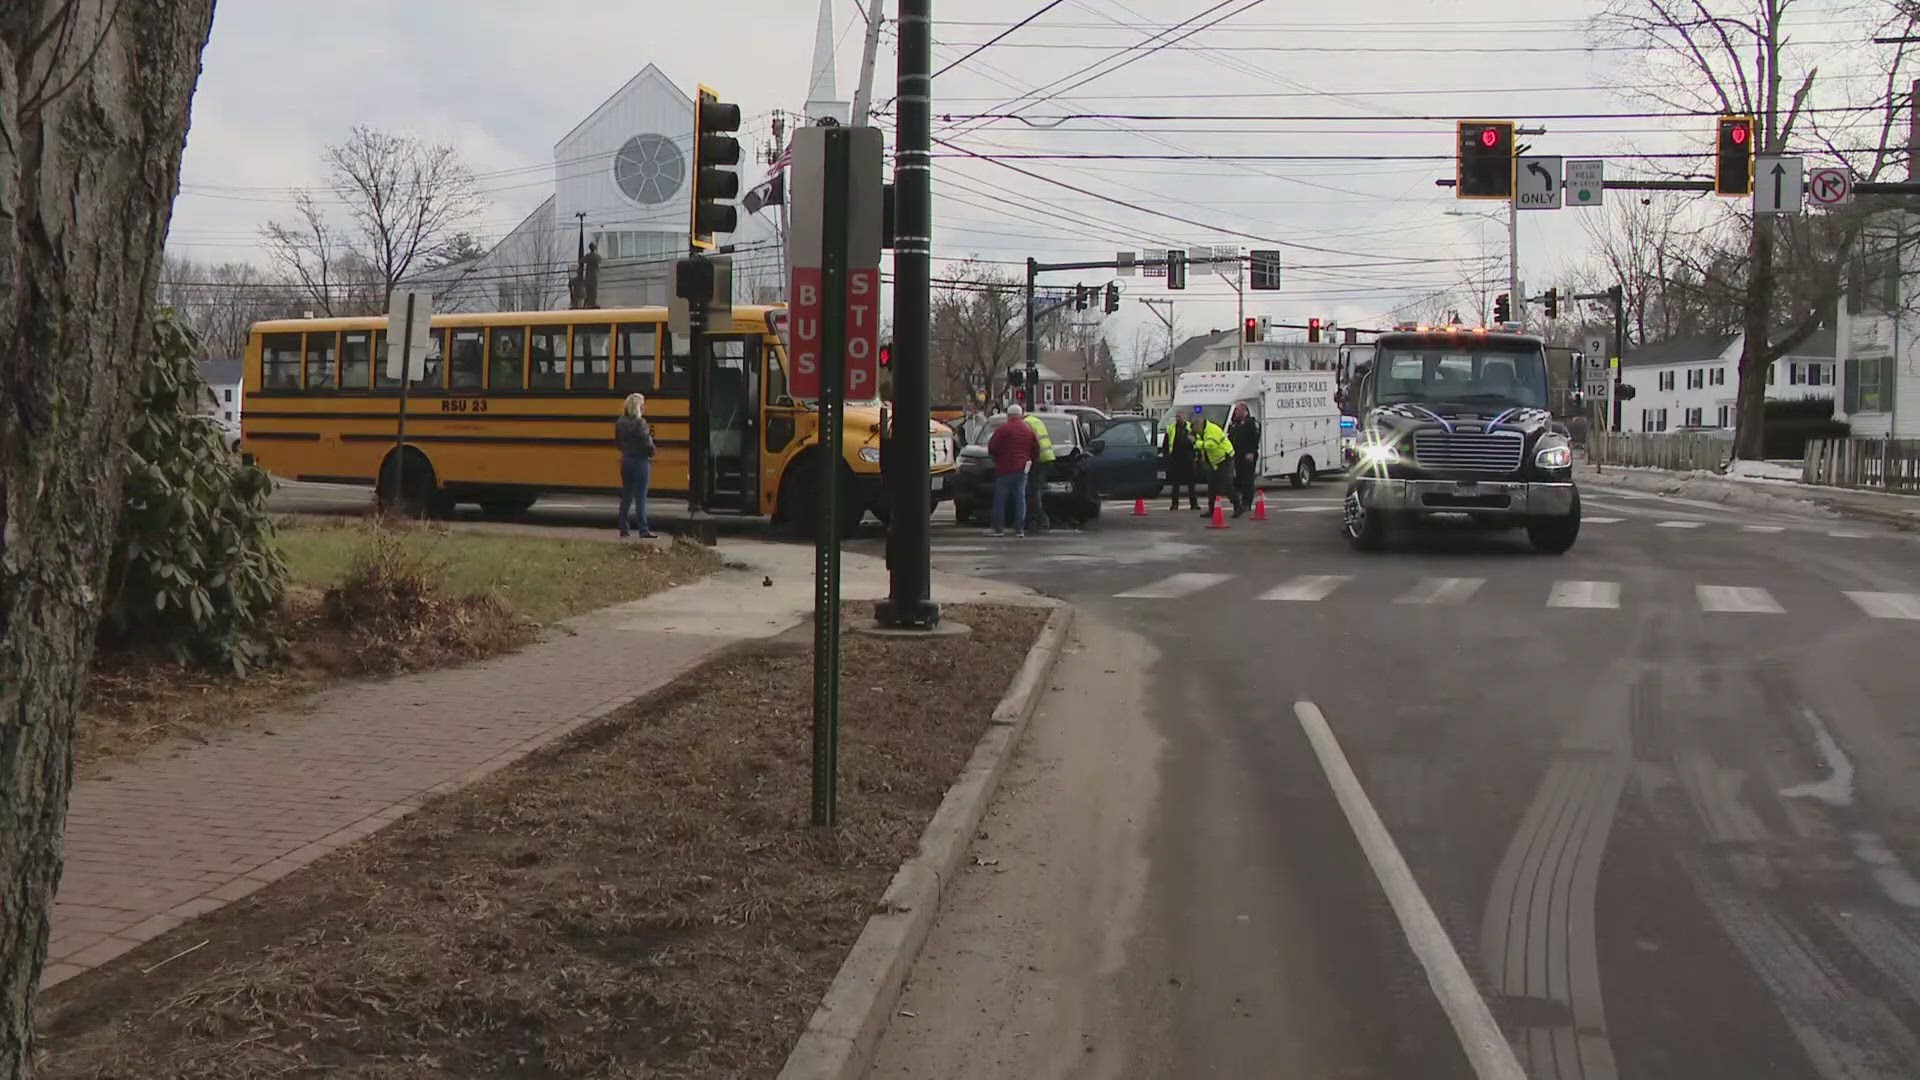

left=1022, top=411, right=1057, bottom=532
left=1193, top=412, right=1235, bottom=518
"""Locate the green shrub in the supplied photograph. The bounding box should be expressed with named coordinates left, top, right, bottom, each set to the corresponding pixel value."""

left=100, top=310, right=288, bottom=672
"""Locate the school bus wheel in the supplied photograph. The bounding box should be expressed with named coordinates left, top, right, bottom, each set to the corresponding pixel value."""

left=376, top=448, right=440, bottom=517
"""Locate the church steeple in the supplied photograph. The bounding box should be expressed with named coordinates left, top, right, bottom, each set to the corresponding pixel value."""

left=804, top=0, right=849, bottom=125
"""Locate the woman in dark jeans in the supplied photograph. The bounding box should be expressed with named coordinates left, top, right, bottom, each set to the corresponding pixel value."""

left=616, top=393, right=657, bottom=538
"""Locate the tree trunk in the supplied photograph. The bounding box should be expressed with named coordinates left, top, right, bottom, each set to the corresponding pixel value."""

left=1733, top=216, right=1777, bottom=460
left=0, top=4, right=217, bottom=1074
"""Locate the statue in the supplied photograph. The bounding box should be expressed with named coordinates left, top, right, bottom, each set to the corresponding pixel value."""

left=568, top=270, right=583, bottom=309
left=582, top=241, right=602, bottom=309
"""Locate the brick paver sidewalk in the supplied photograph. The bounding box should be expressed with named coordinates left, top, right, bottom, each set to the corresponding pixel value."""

left=45, top=541, right=923, bottom=989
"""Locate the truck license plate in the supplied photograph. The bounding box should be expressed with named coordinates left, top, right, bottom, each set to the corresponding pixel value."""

left=1453, top=481, right=1482, bottom=495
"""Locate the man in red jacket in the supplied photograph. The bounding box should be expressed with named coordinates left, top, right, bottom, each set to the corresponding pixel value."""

left=986, top=404, right=1041, bottom=537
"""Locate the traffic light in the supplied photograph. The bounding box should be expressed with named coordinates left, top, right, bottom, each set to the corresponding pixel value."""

left=1456, top=120, right=1515, bottom=200
left=1494, top=293, right=1511, bottom=322
left=689, top=84, right=743, bottom=250
left=1617, top=379, right=1637, bottom=401
left=1250, top=249, right=1281, bottom=291
left=1543, top=287, right=1558, bottom=319
left=1244, top=317, right=1259, bottom=343
left=1166, top=249, right=1187, bottom=290
left=1715, top=115, right=1754, bottom=196
left=1308, top=317, right=1321, bottom=343
left=1074, top=285, right=1089, bottom=311
left=878, top=341, right=893, bottom=370
left=1103, top=281, right=1119, bottom=313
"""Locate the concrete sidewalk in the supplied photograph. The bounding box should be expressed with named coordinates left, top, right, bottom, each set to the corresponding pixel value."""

left=1576, top=461, right=1920, bottom=529
left=45, top=541, right=1031, bottom=989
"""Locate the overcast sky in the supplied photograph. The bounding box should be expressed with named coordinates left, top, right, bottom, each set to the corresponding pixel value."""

left=167, top=0, right=1899, bottom=362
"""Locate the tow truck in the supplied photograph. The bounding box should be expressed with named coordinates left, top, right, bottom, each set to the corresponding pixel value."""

left=1341, top=325, right=1580, bottom=553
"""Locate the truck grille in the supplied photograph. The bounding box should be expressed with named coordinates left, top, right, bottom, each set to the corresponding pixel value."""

left=1411, top=431, right=1523, bottom=473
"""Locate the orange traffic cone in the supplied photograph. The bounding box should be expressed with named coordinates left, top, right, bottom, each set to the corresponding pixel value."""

left=1206, top=503, right=1229, bottom=529
left=1132, top=497, right=1148, bottom=516
left=1253, top=492, right=1268, bottom=521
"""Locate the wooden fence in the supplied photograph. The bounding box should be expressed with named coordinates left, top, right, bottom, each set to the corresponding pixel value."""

left=1588, top=430, right=1733, bottom=472
left=1802, top=438, right=1920, bottom=491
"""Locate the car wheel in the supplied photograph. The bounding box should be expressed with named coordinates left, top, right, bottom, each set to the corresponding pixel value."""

left=1291, top=457, right=1315, bottom=489
left=1526, top=489, right=1581, bottom=555
left=1342, top=486, right=1389, bottom=551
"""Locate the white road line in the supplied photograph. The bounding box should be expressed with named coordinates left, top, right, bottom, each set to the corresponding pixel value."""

left=1828, top=530, right=1872, bottom=539
left=1696, top=585, right=1785, bottom=614
left=1260, top=574, right=1352, bottom=602
left=1741, top=525, right=1787, bottom=534
left=1547, top=581, right=1621, bottom=609
left=1584, top=516, right=1626, bottom=524
left=1274, top=504, right=1340, bottom=513
left=1395, top=577, right=1486, bottom=605
left=1655, top=520, right=1706, bottom=529
left=1293, top=702, right=1527, bottom=1080
left=1846, top=591, right=1920, bottom=620
left=1112, top=572, right=1232, bottom=599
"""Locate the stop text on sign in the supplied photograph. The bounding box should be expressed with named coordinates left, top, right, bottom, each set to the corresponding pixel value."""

left=786, top=267, right=880, bottom=400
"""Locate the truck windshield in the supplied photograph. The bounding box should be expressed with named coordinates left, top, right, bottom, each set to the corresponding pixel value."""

left=1374, top=348, right=1549, bottom=410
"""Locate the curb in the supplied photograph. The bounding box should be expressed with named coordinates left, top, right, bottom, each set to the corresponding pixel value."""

left=776, top=602, right=1077, bottom=1080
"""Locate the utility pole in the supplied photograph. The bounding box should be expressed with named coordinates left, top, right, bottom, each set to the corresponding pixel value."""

left=773, top=111, right=790, bottom=286
left=850, top=0, right=885, bottom=127
left=874, top=0, right=939, bottom=630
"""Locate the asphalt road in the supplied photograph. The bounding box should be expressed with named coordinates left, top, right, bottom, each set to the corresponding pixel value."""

left=851, top=483, right=1920, bottom=1079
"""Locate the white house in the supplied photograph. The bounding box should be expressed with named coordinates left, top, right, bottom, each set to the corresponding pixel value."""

left=1619, top=330, right=1835, bottom=433
left=1834, top=211, right=1919, bottom=435
left=1188, top=338, right=1341, bottom=375
left=196, top=359, right=242, bottom=428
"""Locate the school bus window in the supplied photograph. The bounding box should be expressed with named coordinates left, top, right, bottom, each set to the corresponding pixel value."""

left=661, top=331, right=690, bottom=392
left=764, top=338, right=789, bottom=404
left=615, top=323, right=656, bottom=391
left=303, top=331, right=339, bottom=390
left=374, top=328, right=397, bottom=389
left=572, top=324, right=611, bottom=391
left=421, top=329, right=446, bottom=388
left=340, top=331, right=373, bottom=390
left=262, top=333, right=302, bottom=389
left=449, top=328, right=484, bottom=390
left=489, top=327, right=525, bottom=390
left=529, top=327, right=567, bottom=389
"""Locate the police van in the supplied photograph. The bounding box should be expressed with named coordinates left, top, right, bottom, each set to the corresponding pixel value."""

left=1164, top=370, right=1343, bottom=489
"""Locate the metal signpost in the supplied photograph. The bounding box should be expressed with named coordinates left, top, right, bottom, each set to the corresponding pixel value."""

left=384, top=289, right=433, bottom=510
left=790, top=123, right=884, bottom=828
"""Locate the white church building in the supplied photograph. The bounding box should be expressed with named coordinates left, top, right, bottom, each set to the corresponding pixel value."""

left=413, top=0, right=850, bottom=313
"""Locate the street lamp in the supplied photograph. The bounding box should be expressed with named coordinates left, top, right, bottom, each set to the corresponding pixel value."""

left=1446, top=208, right=1518, bottom=321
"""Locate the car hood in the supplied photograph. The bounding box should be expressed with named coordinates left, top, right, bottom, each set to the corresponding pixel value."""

left=1367, top=402, right=1555, bottom=438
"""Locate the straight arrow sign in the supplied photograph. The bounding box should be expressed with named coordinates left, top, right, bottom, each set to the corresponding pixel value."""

left=1753, top=155, right=1804, bottom=215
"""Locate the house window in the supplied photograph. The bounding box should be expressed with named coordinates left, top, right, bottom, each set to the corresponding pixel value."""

left=222, top=387, right=234, bottom=402
left=1684, top=407, right=1703, bottom=426
left=1658, top=408, right=1669, bottom=431
left=1658, top=370, right=1675, bottom=391
left=1718, top=404, right=1731, bottom=427
left=1767, top=364, right=1776, bottom=386
left=1789, top=363, right=1801, bottom=385
left=1043, top=382, right=1054, bottom=403
left=1710, top=367, right=1725, bottom=386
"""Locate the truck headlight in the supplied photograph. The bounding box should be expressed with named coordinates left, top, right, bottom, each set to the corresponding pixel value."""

left=1534, top=443, right=1572, bottom=469
left=859, top=447, right=882, bottom=464
left=1358, top=444, right=1400, bottom=466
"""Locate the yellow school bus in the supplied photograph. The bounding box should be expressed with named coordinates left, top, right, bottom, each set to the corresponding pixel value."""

left=241, top=304, right=958, bottom=533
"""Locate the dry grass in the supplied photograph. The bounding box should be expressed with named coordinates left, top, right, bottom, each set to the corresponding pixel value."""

left=37, top=602, right=1051, bottom=1080
left=79, top=520, right=721, bottom=768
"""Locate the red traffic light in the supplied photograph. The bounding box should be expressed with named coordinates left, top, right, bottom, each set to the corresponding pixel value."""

left=1729, top=124, right=1748, bottom=145
left=878, top=344, right=892, bottom=368
left=1480, top=128, right=1498, bottom=147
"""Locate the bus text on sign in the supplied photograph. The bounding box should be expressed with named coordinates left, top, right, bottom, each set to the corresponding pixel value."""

left=786, top=267, right=878, bottom=400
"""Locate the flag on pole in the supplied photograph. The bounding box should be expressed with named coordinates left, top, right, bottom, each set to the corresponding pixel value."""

left=743, top=145, right=791, bottom=215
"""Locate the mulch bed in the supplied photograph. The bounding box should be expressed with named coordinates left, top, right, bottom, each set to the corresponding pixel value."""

left=36, top=602, right=1050, bottom=1079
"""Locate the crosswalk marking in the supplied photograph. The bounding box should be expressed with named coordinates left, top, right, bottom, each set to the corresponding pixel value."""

left=1113, top=572, right=1232, bottom=599
left=1261, top=574, right=1353, bottom=602
left=1828, top=530, right=1871, bottom=539
left=1696, top=585, right=1785, bottom=614
left=1394, top=577, right=1486, bottom=605
left=1584, top=516, right=1625, bottom=524
left=1548, top=581, right=1621, bottom=609
left=1741, top=525, right=1786, bottom=533
left=1846, top=592, right=1920, bottom=620
left=1656, top=520, right=1706, bottom=529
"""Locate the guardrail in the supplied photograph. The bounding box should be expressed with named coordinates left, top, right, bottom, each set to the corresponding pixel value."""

left=1803, top=438, right=1920, bottom=491
left=1588, top=429, right=1732, bottom=472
